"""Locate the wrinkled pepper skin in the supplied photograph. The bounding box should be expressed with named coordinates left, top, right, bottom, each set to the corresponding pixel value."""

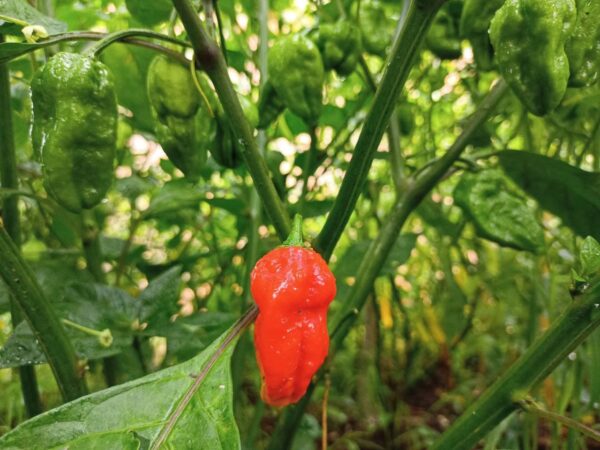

left=315, top=21, right=363, bottom=76
left=565, top=0, right=600, bottom=87
left=359, top=1, right=392, bottom=56
left=147, top=55, right=207, bottom=180
left=426, top=8, right=462, bottom=60
left=489, top=0, right=576, bottom=116
left=454, top=170, right=545, bottom=253
left=460, top=0, right=505, bottom=69
left=31, top=52, right=117, bottom=212
left=251, top=246, right=336, bottom=407
left=259, top=35, right=324, bottom=128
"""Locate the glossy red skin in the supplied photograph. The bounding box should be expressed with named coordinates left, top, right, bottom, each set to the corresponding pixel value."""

left=251, top=246, right=336, bottom=407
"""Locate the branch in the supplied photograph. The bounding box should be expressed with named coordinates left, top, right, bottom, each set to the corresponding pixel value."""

left=432, top=280, right=600, bottom=449
left=0, top=31, right=190, bottom=64
left=315, top=0, right=448, bottom=259
left=0, top=34, right=43, bottom=417
left=0, top=225, right=88, bottom=401
left=518, top=397, right=600, bottom=443
left=330, top=80, right=508, bottom=346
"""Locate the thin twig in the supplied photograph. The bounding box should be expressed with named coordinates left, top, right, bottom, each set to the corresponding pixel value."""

left=150, top=305, right=259, bottom=449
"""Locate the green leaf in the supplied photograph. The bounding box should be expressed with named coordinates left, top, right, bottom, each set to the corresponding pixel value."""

left=0, top=0, right=66, bottom=36
left=125, top=0, right=172, bottom=27
left=416, top=197, right=462, bottom=238
left=0, top=40, right=49, bottom=63
left=205, top=197, right=246, bottom=216
left=139, top=266, right=182, bottom=331
left=99, top=236, right=146, bottom=262
left=581, top=236, right=600, bottom=277
left=115, top=175, right=155, bottom=200
left=454, top=169, right=545, bottom=253
left=498, top=150, right=600, bottom=241
left=290, top=199, right=335, bottom=218
left=165, top=312, right=236, bottom=362
left=0, top=320, right=242, bottom=449
left=0, top=282, right=138, bottom=367
left=143, top=180, right=205, bottom=219
left=334, top=234, right=417, bottom=279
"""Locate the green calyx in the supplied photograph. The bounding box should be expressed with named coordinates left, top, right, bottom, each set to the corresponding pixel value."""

left=282, top=214, right=304, bottom=247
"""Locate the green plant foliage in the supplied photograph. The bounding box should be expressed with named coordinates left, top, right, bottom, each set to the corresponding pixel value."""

left=580, top=236, right=600, bottom=277
left=334, top=234, right=417, bottom=279
left=499, top=150, right=600, bottom=241
left=125, top=0, right=172, bottom=27
left=0, top=320, right=241, bottom=449
left=0, top=0, right=66, bottom=35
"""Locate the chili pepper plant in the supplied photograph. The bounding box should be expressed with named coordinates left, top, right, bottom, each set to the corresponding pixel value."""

left=0, top=0, right=599, bottom=448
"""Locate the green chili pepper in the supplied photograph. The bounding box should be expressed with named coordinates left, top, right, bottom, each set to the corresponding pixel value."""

left=359, top=1, right=393, bottom=56
left=315, top=21, right=363, bottom=76
left=565, top=0, right=600, bottom=87
left=147, top=55, right=207, bottom=180
left=31, top=52, right=117, bottom=212
left=426, top=8, right=463, bottom=60
left=460, top=0, right=505, bottom=70
left=212, top=95, right=258, bottom=169
left=489, top=0, right=576, bottom=116
left=454, top=170, right=545, bottom=253
left=258, top=35, right=324, bottom=128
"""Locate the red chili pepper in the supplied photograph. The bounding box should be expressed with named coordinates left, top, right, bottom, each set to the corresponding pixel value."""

left=250, top=216, right=336, bottom=406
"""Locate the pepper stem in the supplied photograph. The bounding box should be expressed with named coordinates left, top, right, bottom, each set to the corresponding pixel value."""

left=282, top=214, right=303, bottom=247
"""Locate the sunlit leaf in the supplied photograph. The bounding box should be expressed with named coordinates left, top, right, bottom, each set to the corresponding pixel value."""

left=0, top=0, right=66, bottom=36
left=499, top=150, right=600, bottom=241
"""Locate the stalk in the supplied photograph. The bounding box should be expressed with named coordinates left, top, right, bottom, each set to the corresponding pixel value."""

left=0, top=226, right=88, bottom=401
left=315, top=0, right=448, bottom=259
left=330, top=80, right=508, bottom=346
left=0, top=35, right=43, bottom=416
left=432, top=282, right=600, bottom=449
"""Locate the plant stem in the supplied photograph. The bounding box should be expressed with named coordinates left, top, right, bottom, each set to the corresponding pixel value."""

left=0, top=225, right=88, bottom=401
left=0, top=35, right=43, bottom=417
left=86, top=28, right=190, bottom=57
left=330, top=80, right=508, bottom=345
left=432, top=281, right=600, bottom=449
left=212, top=0, right=228, bottom=64
left=171, top=0, right=291, bottom=240
left=315, top=0, right=447, bottom=260
left=519, top=397, right=600, bottom=443
left=267, top=80, right=507, bottom=448
left=81, top=214, right=106, bottom=284
left=0, top=31, right=190, bottom=65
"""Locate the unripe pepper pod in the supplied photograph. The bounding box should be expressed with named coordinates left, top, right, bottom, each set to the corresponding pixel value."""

left=250, top=215, right=336, bottom=406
